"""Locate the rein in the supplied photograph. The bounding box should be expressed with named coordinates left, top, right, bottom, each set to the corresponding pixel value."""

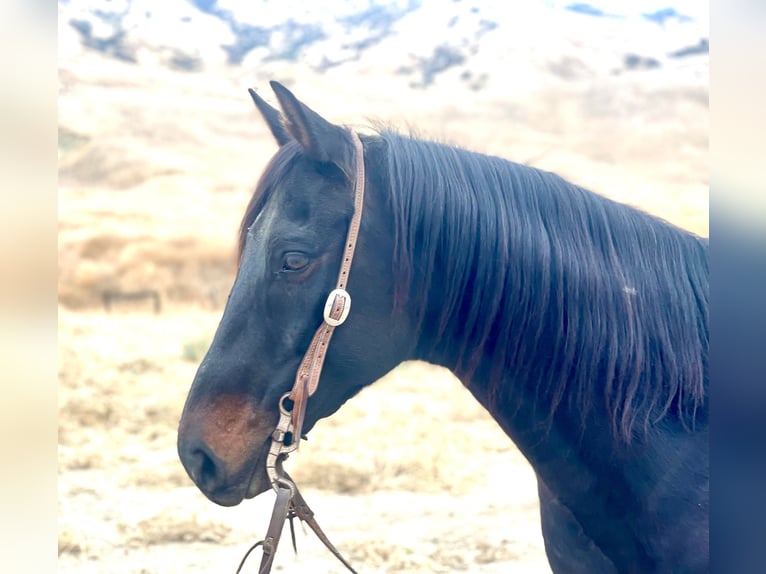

left=236, top=129, right=365, bottom=574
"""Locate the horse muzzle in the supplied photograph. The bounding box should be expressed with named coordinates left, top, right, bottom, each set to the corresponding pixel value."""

left=177, top=393, right=278, bottom=506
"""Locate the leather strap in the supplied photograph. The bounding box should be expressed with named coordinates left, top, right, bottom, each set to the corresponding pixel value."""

left=289, top=129, right=366, bottom=445
left=290, top=480, right=359, bottom=573
left=241, top=129, right=365, bottom=574
left=238, top=474, right=358, bottom=574
left=256, top=486, right=293, bottom=574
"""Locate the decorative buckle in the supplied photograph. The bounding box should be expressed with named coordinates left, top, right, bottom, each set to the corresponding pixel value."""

left=323, top=288, right=351, bottom=327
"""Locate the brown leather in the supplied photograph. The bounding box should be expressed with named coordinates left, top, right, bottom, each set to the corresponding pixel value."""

left=234, top=484, right=293, bottom=574
left=239, top=476, right=359, bottom=574
left=242, top=129, right=365, bottom=574
left=289, top=478, right=359, bottom=574
left=289, top=129, right=366, bottom=446
left=257, top=485, right=293, bottom=573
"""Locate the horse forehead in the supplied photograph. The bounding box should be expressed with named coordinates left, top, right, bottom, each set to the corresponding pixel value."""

left=247, top=188, right=311, bottom=255
left=251, top=194, right=281, bottom=240
left=252, top=157, right=346, bottom=241
left=270, top=163, right=321, bottom=219
left=254, top=165, right=305, bottom=220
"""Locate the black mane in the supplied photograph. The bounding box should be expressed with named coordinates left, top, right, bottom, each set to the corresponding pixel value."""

left=380, top=131, right=708, bottom=442
left=240, top=130, right=708, bottom=443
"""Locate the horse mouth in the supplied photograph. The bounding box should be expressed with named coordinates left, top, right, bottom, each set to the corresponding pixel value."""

left=197, top=438, right=273, bottom=507
left=244, top=443, right=272, bottom=500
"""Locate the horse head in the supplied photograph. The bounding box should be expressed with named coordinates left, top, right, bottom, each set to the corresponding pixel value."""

left=177, top=82, right=416, bottom=506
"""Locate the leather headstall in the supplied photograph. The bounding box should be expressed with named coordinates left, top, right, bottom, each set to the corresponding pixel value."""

left=237, top=129, right=365, bottom=574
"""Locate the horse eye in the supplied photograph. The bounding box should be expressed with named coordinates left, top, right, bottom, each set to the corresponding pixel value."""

left=282, top=252, right=310, bottom=272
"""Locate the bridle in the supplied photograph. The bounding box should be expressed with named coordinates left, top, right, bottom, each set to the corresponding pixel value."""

left=236, top=129, right=365, bottom=574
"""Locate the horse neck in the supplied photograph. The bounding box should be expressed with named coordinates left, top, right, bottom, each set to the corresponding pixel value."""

left=408, top=234, right=661, bottom=570
left=401, top=163, right=608, bottom=454
left=382, top=139, right=708, bottom=569
left=382, top=132, right=706, bottom=447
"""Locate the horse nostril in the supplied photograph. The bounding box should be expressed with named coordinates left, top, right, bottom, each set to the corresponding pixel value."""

left=183, top=441, right=224, bottom=493
left=198, top=450, right=217, bottom=485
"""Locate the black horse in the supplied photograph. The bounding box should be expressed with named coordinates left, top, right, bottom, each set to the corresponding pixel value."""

left=178, top=82, right=709, bottom=573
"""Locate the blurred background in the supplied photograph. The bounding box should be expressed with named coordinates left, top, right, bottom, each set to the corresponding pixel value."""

left=57, top=1, right=708, bottom=572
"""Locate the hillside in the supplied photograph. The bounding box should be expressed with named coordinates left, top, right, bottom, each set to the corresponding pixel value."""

left=58, top=0, right=708, bottom=310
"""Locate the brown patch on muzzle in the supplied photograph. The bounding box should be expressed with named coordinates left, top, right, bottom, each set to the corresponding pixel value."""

left=178, top=394, right=278, bottom=505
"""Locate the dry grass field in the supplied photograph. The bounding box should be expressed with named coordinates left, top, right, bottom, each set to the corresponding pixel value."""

left=58, top=5, right=707, bottom=571
left=58, top=309, right=548, bottom=572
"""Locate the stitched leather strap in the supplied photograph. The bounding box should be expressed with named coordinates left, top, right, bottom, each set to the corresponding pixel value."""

left=240, top=468, right=359, bottom=574
left=256, top=486, right=293, bottom=574
left=289, top=129, right=365, bottom=444
left=244, top=129, right=365, bottom=574
left=290, top=480, right=359, bottom=574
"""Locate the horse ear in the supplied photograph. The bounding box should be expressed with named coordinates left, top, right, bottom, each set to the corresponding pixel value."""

left=248, top=88, right=291, bottom=146
left=269, top=80, right=355, bottom=180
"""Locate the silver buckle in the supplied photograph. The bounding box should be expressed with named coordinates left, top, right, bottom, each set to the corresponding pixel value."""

left=323, top=288, right=351, bottom=326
